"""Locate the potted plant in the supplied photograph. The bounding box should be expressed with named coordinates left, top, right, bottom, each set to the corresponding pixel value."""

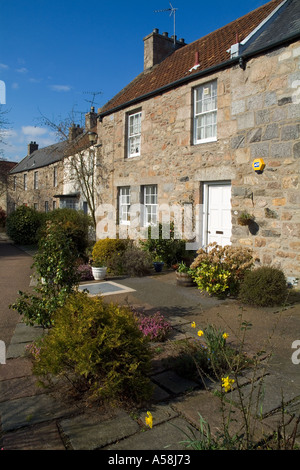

left=237, top=212, right=255, bottom=226
left=152, top=255, right=164, bottom=273
left=90, top=259, right=107, bottom=280
left=176, top=262, right=196, bottom=287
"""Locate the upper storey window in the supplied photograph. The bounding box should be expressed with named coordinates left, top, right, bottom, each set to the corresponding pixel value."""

left=127, top=111, right=141, bottom=158
left=194, top=80, right=217, bottom=144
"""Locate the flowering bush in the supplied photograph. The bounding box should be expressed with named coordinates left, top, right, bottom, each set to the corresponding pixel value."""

left=135, top=311, right=172, bottom=342
left=77, top=263, right=94, bottom=281
left=189, top=243, right=255, bottom=297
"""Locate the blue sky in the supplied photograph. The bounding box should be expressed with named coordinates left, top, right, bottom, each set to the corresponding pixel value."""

left=0, top=0, right=270, bottom=162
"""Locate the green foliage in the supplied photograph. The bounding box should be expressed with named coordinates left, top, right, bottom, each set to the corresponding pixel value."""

left=189, top=243, right=254, bottom=297
left=169, top=324, right=242, bottom=383
left=41, top=208, right=92, bottom=257
left=10, top=221, right=80, bottom=327
left=91, top=238, right=131, bottom=270
left=30, top=292, right=153, bottom=404
left=238, top=266, right=288, bottom=307
left=0, top=206, right=6, bottom=226
left=139, top=222, right=189, bottom=267
left=6, top=205, right=43, bottom=244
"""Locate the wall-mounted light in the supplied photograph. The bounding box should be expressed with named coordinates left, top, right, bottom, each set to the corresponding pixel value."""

left=88, top=131, right=98, bottom=145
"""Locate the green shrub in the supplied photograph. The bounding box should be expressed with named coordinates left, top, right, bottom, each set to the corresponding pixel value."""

left=30, top=292, right=153, bottom=404
left=10, top=221, right=80, bottom=327
left=189, top=243, right=254, bottom=297
left=91, top=238, right=131, bottom=271
left=139, top=222, right=189, bottom=267
left=41, top=208, right=92, bottom=257
left=0, top=206, right=6, bottom=227
left=6, top=205, right=43, bottom=244
left=238, top=266, right=288, bottom=307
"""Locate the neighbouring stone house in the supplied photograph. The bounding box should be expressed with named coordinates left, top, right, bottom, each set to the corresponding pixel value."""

left=8, top=110, right=98, bottom=220
left=94, top=0, right=300, bottom=284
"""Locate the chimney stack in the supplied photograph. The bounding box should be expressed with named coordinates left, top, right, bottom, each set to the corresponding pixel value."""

left=143, top=28, right=186, bottom=70
left=85, top=106, right=97, bottom=131
left=68, top=123, right=83, bottom=142
left=28, top=141, right=38, bottom=155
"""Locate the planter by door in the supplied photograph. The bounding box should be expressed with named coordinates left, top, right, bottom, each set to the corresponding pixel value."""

left=176, top=271, right=196, bottom=287
left=153, top=262, right=164, bottom=273
left=92, top=266, right=107, bottom=280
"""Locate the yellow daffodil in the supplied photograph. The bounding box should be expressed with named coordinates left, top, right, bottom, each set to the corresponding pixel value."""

left=221, top=376, right=235, bottom=393
left=197, top=330, right=204, bottom=337
left=191, top=321, right=196, bottom=328
left=222, top=333, right=228, bottom=339
left=145, top=411, right=153, bottom=429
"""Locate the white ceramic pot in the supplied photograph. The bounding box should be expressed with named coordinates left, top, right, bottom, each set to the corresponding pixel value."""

left=92, top=266, right=107, bottom=280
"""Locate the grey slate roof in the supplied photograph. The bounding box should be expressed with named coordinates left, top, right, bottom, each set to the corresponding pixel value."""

left=242, top=0, right=300, bottom=56
left=10, top=140, right=69, bottom=174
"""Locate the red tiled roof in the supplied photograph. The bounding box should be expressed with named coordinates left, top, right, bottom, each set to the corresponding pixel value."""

left=100, top=0, right=283, bottom=115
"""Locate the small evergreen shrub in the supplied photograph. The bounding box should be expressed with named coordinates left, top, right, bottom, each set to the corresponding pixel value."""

left=42, top=208, right=92, bottom=257
left=139, top=222, right=189, bottom=267
left=238, top=266, right=288, bottom=307
left=91, top=238, right=131, bottom=271
left=0, top=206, right=6, bottom=227
left=30, top=292, right=153, bottom=404
left=6, top=205, right=43, bottom=244
left=10, top=221, right=80, bottom=327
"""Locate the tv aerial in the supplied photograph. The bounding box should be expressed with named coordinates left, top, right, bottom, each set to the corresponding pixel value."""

left=83, top=91, right=102, bottom=110
left=154, top=2, right=178, bottom=45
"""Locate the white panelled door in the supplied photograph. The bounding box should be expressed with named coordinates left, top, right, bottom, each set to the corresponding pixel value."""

left=203, top=182, right=232, bottom=247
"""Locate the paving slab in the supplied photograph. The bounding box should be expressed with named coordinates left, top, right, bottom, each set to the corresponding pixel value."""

left=0, top=393, right=79, bottom=432
left=0, top=375, right=44, bottom=402
left=59, top=410, right=140, bottom=450
left=151, top=370, right=198, bottom=395
left=103, top=417, right=196, bottom=451
left=1, top=421, right=66, bottom=450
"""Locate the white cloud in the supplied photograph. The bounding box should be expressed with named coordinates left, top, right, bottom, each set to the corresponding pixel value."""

left=50, top=84, right=71, bottom=92
left=12, top=82, right=19, bottom=89
left=0, top=63, right=9, bottom=69
left=22, top=126, right=48, bottom=137
left=16, top=67, right=28, bottom=74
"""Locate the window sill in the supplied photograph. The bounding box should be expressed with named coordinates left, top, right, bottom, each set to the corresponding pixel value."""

left=193, top=137, right=217, bottom=145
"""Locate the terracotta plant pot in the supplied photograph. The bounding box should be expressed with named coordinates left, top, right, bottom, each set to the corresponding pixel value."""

left=176, top=271, right=196, bottom=287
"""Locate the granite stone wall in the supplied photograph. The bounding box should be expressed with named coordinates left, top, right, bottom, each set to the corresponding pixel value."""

left=97, top=40, right=300, bottom=281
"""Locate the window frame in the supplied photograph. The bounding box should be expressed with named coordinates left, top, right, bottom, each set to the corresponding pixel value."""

left=34, top=171, right=38, bottom=190
left=193, top=80, right=217, bottom=145
left=119, top=186, right=131, bottom=226
left=127, top=111, right=142, bottom=158
left=24, top=173, right=27, bottom=191
left=143, top=184, right=158, bottom=227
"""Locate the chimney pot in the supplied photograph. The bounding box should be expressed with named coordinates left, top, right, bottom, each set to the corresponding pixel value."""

left=143, top=29, right=187, bottom=70
left=28, top=141, right=39, bottom=155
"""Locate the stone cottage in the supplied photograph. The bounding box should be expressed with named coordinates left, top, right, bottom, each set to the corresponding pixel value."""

left=8, top=109, right=98, bottom=220
left=95, top=0, right=300, bottom=284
